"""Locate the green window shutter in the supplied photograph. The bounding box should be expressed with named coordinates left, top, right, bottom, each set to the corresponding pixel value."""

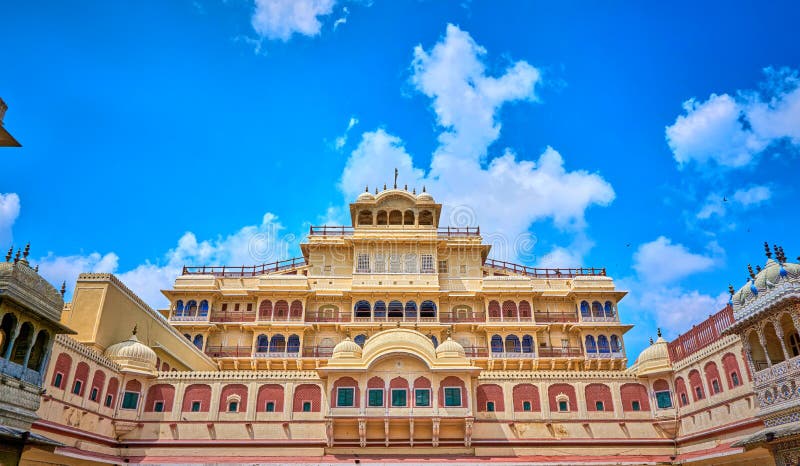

left=368, top=389, right=383, bottom=407
left=337, top=388, right=354, bottom=407
left=392, top=390, right=407, bottom=407
left=444, top=387, right=461, bottom=407
left=415, top=389, right=430, bottom=407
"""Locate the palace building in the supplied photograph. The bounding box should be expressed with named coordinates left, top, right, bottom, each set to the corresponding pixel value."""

left=5, top=187, right=798, bottom=464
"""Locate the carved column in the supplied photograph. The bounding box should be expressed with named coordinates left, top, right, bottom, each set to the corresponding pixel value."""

left=384, top=418, right=390, bottom=447
left=358, top=417, right=367, bottom=448
left=2, top=324, right=20, bottom=360
left=464, top=417, right=474, bottom=448
left=742, top=336, right=757, bottom=376
left=432, top=417, right=441, bottom=447
left=326, top=418, right=334, bottom=448
left=757, top=327, right=772, bottom=368
left=773, top=319, right=791, bottom=361
left=409, top=418, right=415, bottom=447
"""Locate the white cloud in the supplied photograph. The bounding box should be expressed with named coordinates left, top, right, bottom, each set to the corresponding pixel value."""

left=334, top=116, right=359, bottom=150
left=251, top=0, right=336, bottom=42
left=632, top=236, right=718, bottom=285
left=638, top=287, right=729, bottom=339
left=340, top=25, right=614, bottom=263
left=32, top=212, right=291, bottom=309
left=0, top=193, right=20, bottom=247
left=733, top=185, right=772, bottom=206
left=696, top=184, right=772, bottom=220
left=333, top=6, right=348, bottom=30
left=666, top=67, right=800, bottom=170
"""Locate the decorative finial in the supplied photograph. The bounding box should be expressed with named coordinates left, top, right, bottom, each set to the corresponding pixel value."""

left=773, top=244, right=780, bottom=261
left=344, top=328, right=351, bottom=339
left=394, top=168, right=398, bottom=189
left=383, top=183, right=386, bottom=190
left=132, top=324, right=138, bottom=336
left=422, top=185, right=426, bottom=193
left=728, top=284, right=735, bottom=296
left=34, top=264, right=39, bottom=272
left=60, top=281, right=66, bottom=297
left=649, top=337, right=654, bottom=345
left=412, top=188, right=416, bottom=194
left=14, top=249, right=20, bottom=263
left=445, top=326, right=453, bottom=339
left=755, top=264, right=762, bottom=273
left=23, top=242, right=29, bottom=259
left=777, top=246, right=787, bottom=263
left=365, top=185, right=369, bottom=192
left=404, top=184, right=407, bottom=191
left=747, top=264, right=755, bottom=279
left=5, top=246, right=11, bottom=262
left=375, top=187, right=378, bottom=194
left=764, top=241, right=772, bottom=259
left=657, top=328, right=662, bottom=338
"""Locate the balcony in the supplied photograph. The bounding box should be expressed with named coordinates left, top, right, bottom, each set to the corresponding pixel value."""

left=491, top=351, right=537, bottom=358
left=1, top=360, right=43, bottom=386
left=439, top=311, right=485, bottom=323
left=210, top=312, right=257, bottom=323
left=204, top=346, right=252, bottom=358
left=586, top=351, right=625, bottom=359
left=487, top=315, right=534, bottom=323
left=351, top=315, right=437, bottom=323
left=484, top=259, right=606, bottom=278
left=170, top=314, right=209, bottom=322
left=581, top=316, right=619, bottom=323
left=306, top=311, right=352, bottom=323
left=253, top=350, right=301, bottom=358
left=302, top=346, right=334, bottom=358
left=463, top=346, right=489, bottom=358
left=534, top=311, right=578, bottom=323
left=539, top=346, right=583, bottom=358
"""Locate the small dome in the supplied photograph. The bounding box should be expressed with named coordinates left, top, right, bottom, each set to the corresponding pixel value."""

left=733, top=257, right=800, bottom=309
left=435, top=337, right=465, bottom=358
left=332, top=337, right=363, bottom=358
left=105, top=330, right=157, bottom=375
left=356, top=191, right=375, bottom=202
left=632, top=336, right=671, bottom=376
left=417, top=192, right=434, bottom=201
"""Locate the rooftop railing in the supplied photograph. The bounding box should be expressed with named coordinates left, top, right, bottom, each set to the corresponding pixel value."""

left=539, top=346, right=583, bottom=358
left=484, top=259, right=606, bottom=278
left=306, top=225, right=481, bottom=237
left=667, top=305, right=735, bottom=363
left=182, top=257, right=307, bottom=277
left=534, top=311, right=579, bottom=323
left=439, top=311, right=486, bottom=323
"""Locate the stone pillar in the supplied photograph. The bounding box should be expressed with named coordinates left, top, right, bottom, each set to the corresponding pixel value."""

left=773, top=319, right=791, bottom=361
left=757, top=328, right=772, bottom=368
left=2, top=324, right=20, bottom=360
left=247, top=381, right=258, bottom=421
left=742, top=337, right=757, bottom=376
left=172, top=381, right=185, bottom=422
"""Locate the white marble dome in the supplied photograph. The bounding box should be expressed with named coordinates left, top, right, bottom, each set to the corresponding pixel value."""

left=435, top=337, right=465, bottom=358
left=331, top=337, right=363, bottom=358
left=105, top=330, right=158, bottom=374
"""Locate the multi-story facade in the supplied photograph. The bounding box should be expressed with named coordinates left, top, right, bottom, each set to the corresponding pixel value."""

left=15, top=188, right=784, bottom=464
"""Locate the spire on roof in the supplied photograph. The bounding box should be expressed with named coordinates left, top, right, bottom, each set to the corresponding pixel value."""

left=394, top=168, right=398, bottom=189
left=60, top=281, right=66, bottom=297
left=764, top=241, right=772, bottom=259
left=5, top=246, right=11, bottom=262
left=747, top=264, right=755, bottom=279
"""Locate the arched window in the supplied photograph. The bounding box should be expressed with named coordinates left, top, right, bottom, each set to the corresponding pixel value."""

left=505, top=335, right=521, bottom=353
left=290, top=300, right=303, bottom=319
left=376, top=210, right=388, bottom=225
left=388, top=300, right=403, bottom=318
left=519, top=301, right=532, bottom=319
left=0, top=313, right=18, bottom=356
left=404, top=301, right=417, bottom=319
left=403, top=210, right=414, bottom=225
left=186, top=300, right=198, bottom=316
left=420, top=300, right=436, bottom=318
left=374, top=301, right=386, bottom=318
left=430, top=335, right=438, bottom=347
left=585, top=335, right=597, bottom=353
left=488, top=300, right=501, bottom=319
left=274, top=300, right=289, bottom=319
left=287, top=334, right=300, bottom=353
left=604, top=301, right=615, bottom=317
left=175, top=300, right=184, bottom=315
left=522, top=335, right=534, bottom=353
left=653, top=379, right=673, bottom=409
left=269, top=335, right=286, bottom=353
left=418, top=210, right=433, bottom=225
left=597, top=335, right=610, bottom=353
left=27, top=330, right=50, bottom=371
left=183, top=333, right=191, bottom=340
left=357, top=210, right=373, bottom=226
left=354, top=334, right=367, bottom=347
left=256, top=334, right=269, bottom=352
left=199, top=300, right=209, bottom=316
left=192, top=334, right=203, bottom=350
left=610, top=335, right=621, bottom=352
left=580, top=301, right=590, bottom=317
left=259, top=300, right=273, bottom=319
left=490, top=335, right=503, bottom=353
left=591, top=301, right=603, bottom=317
left=502, top=301, right=517, bottom=319
left=354, top=300, right=371, bottom=318
left=388, top=210, right=402, bottom=225
left=10, top=322, right=33, bottom=364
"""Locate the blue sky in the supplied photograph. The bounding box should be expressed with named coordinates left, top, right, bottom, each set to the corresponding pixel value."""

left=2, top=0, right=799, bottom=361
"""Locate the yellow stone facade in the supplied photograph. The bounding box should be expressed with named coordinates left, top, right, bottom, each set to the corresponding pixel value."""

left=15, top=189, right=781, bottom=464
